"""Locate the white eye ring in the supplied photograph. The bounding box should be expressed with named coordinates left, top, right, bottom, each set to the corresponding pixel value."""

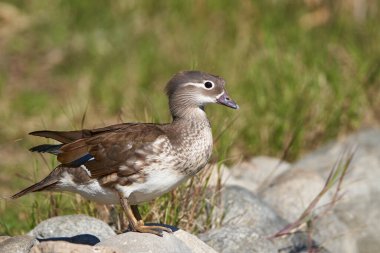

left=203, top=81, right=214, bottom=89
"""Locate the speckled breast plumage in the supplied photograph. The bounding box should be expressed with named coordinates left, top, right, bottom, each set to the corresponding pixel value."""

left=118, top=119, right=213, bottom=204
left=172, top=120, right=213, bottom=176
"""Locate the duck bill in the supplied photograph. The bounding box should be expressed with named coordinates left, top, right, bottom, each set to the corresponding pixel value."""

left=216, top=92, right=239, bottom=109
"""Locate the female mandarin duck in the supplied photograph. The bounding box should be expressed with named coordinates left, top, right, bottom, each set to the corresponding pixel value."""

left=11, top=70, right=238, bottom=236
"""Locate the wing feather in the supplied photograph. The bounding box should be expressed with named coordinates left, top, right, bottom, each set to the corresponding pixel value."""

left=29, top=123, right=133, bottom=144
left=32, top=123, right=168, bottom=180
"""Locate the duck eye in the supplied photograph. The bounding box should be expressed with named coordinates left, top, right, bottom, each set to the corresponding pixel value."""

left=204, top=81, right=214, bottom=89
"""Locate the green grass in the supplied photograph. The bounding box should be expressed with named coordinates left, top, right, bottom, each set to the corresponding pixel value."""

left=0, top=0, right=379, bottom=235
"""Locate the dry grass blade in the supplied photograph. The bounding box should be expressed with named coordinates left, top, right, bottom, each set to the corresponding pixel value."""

left=80, top=103, right=89, bottom=129
left=213, top=114, right=240, bottom=144
left=269, top=147, right=356, bottom=239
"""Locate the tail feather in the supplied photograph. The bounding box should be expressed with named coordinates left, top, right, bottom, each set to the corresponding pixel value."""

left=11, top=179, right=58, bottom=199
left=29, top=144, right=63, bottom=155
left=29, top=130, right=82, bottom=143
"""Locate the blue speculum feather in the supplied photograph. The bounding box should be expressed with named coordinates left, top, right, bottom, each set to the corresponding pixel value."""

left=68, top=153, right=94, bottom=167
left=30, top=144, right=94, bottom=167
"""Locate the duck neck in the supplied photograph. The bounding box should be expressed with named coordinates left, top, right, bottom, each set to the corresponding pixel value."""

left=170, top=103, right=209, bottom=125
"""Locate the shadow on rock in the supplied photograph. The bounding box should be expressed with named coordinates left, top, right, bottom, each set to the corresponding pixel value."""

left=37, top=234, right=100, bottom=246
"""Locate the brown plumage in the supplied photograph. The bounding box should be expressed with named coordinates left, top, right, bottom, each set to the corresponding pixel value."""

left=11, top=70, right=238, bottom=236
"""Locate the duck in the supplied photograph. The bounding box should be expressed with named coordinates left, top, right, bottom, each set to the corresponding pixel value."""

left=11, top=70, right=238, bottom=236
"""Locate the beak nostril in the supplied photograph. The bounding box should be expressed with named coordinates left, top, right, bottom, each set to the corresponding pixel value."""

left=216, top=92, right=238, bottom=109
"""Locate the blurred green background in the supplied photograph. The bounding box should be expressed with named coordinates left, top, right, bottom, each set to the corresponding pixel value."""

left=0, top=0, right=379, bottom=234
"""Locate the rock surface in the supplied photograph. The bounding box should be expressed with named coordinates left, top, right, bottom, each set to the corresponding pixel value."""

left=28, top=225, right=217, bottom=253
left=200, top=226, right=277, bottom=253
left=261, top=169, right=332, bottom=221
left=292, top=129, right=380, bottom=202
left=173, top=229, right=218, bottom=253
left=97, top=229, right=216, bottom=253
left=0, top=235, right=37, bottom=253
left=293, top=128, right=380, bottom=253
left=200, top=225, right=326, bottom=253
left=30, top=241, right=117, bottom=253
left=3, top=216, right=216, bottom=253
left=0, top=236, right=10, bottom=243
left=203, top=186, right=323, bottom=253
left=28, top=214, right=116, bottom=244
left=312, top=214, right=358, bottom=253
left=218, top=186, right=287, bottom=235
left=228, top=156, right=290, bottom=193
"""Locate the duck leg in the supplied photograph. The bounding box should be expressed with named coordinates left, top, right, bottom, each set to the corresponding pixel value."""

left=131, top=205, right=144, bottom=227
left=131, top=205, right=142, bottom=221
left=118, top=192, right=172, bottom=236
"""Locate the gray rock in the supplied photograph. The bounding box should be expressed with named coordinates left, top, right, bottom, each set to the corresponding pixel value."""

left=337, top=190, right=380, bottom=253
left=201, top=226, right=332, bottom=253
left=260, top=168, right=356, bottom=251
left=0, top=236, right=10, bottom=244
left=293, top=128, right=380, bottom=253
left=0, top=235, right=37, bottom=253
left=29, top=229, right=216, bottom=253
left=207, top=186, right=333, bottom=252
left=199, top=226, right=277, bottom=253
left=30, top=241, right=117, bottom=253
left=97, top=230, right=192, bottom=253
left=28, top=214, right=116, bottom=242
left=228, top=156, right=290, bottom=193
left=260, top=162, right=359, bottom=252
left=293, top=129, right=380, bottom=199
left=261, top=169, right=332, bottom=222
left=313, top=214, right=358, bottom=253
left=173, top=229, right=218, bottom=253
left=219, top=186, right=288, bottom=235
